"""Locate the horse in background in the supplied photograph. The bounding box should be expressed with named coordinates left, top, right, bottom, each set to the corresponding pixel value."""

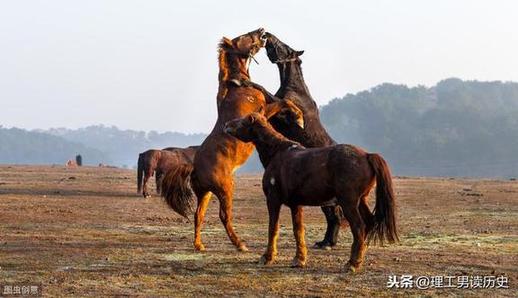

left=137, top=146, right=198, bottom=198
left=65, top=159, right=78, bottom=167
left=264, top=32, right=346, bottom=250
left=224, top=113, right=398, bottom=272
left=160, top=28, right=304, bottom=252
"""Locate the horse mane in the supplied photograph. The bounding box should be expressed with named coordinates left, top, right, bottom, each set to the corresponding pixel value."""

left=218, top=39, right=232, bottom=83
left=252, top=115, right=303, bottom=167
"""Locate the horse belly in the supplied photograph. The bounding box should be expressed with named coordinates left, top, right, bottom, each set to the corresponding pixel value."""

left=288, top=185, right=335, bottom=206
left=194, top=134, right=254, bottom=184
left=282, top=151, right=335, bottom=206
left=284, top=171, right=335, bottom=206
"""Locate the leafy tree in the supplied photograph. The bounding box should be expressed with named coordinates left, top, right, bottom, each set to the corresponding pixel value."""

left=320, top=78, right=518, bottom=177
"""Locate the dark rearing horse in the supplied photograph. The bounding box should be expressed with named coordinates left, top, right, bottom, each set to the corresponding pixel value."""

left=160, top=28, right=304, bottom=252
left=224, top=113, right=398, bottom=272
left=264, top=32, right=344, bottom=249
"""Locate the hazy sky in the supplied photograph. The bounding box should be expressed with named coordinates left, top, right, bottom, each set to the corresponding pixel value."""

left=1, top=1, right=517, bottom=133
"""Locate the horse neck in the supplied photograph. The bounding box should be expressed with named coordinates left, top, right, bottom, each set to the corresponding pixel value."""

left=276, top=62, right=311, bottom=98
left=274, top=62, right=337, bottom=147
left=218, top=50, right=250, bottom=83
left=253, top=125, right=300, bottom=168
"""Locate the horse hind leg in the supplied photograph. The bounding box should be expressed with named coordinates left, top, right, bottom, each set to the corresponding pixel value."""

left=359, top=195, right=375, bottom=236
left=193, top=191, right=212, bottom=252
left=142, top=170, right=153, bottom=198
left=214, top=183, right=248, bottom=252
left=155, top=172, right=162, bottom=194
left=338, top=196, right=367, bottom=273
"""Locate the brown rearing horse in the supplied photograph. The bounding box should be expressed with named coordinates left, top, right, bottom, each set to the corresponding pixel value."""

left=137, top=146, right=198, bottom=198
left=161, top=28, right=304, bottom=252
left=224, top=113, right=398, bottom=272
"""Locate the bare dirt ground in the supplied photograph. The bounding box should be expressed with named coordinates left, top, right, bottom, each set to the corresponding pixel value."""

left=0, top=165, right=516, bottom=297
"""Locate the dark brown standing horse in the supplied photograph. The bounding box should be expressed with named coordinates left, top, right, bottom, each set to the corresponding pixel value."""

left=160, top=28, right=304, bottom=252
left=224, top=113, right=398, bottom=272
left=264, top=32, right=345, bottom=250
left=137, top=146, right=198, bottom=198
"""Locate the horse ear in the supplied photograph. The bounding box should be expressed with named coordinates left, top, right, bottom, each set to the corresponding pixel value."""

left=296, top=50, right=304, bottom=56
left=221, top=37, right=233, bottom=48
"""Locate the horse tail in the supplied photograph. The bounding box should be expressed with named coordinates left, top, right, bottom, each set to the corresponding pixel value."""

left=366, top=153, right=399, bottom=245
left=161, top=163, right=195, bottom=219
left=137, top=153, right=144, bottom=193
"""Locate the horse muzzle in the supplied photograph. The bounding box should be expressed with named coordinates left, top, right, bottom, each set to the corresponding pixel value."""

left=259, top=29, right=267, bottom=46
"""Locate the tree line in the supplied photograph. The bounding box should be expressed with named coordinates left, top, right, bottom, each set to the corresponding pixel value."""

left=1, top=78, right=517, bottom=177
left=320, top=78, right=518, bottom=177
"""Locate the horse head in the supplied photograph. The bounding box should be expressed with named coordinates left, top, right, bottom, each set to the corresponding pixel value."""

left=220, top=28, right=267, bottom=60
left=224, top=113, right=267, bottom=143
left=264, top=32, right=304, bottom=64
left=218, top=28, right=267, bottom=88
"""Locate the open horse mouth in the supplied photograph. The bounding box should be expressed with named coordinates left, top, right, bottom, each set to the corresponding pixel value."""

left=247, top=28, right=267, bottom=63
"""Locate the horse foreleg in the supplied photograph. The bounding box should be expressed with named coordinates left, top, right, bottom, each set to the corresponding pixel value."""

left=216, top=187, right=248, bottom=252
left=193, top=192, right=211, bottom=251
left=340, top=201, right=367, bottom=273
left=264, top=101, right=284, bottom=119
left=290, top=205, right=307, bottom=268
left=259, top=199, right=281, bottom=265
left=264, top=100, right=304, bottom=128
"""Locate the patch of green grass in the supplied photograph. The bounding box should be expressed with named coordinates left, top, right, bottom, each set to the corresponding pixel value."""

left=403, top=232, right=517, bottom=253
left=162, top=253, right=207, bottom=262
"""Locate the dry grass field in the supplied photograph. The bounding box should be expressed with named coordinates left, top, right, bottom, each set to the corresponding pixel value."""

left=0, top=165, right=516, bottom=297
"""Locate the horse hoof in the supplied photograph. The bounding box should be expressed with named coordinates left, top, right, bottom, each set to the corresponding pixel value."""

left=347, top=261, right=361, bottom=274
left=258, top=255, right=274, bottom=265
left=194, top=244, right=206, bottom=252
left=237, top=244, right=249, bottom=252
left=290, top=258, right=306, bottom=268
left=313, top=242, right=333, bottom=250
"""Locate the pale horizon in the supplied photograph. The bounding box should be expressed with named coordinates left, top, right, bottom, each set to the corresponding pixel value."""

left=1, top=0, right=517, bottom=133
left=2, top=77, right=502, bottom=134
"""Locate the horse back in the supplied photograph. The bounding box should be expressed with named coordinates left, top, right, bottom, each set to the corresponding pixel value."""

left=181, top=147, right=198, bottom=162
left=265, top=145, right=373, bottom=206
left=327, top=144, right=375, bottom=190
left=139, top=149, right=162, bottom=171
left=157, top=150, right=189, bottom=172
